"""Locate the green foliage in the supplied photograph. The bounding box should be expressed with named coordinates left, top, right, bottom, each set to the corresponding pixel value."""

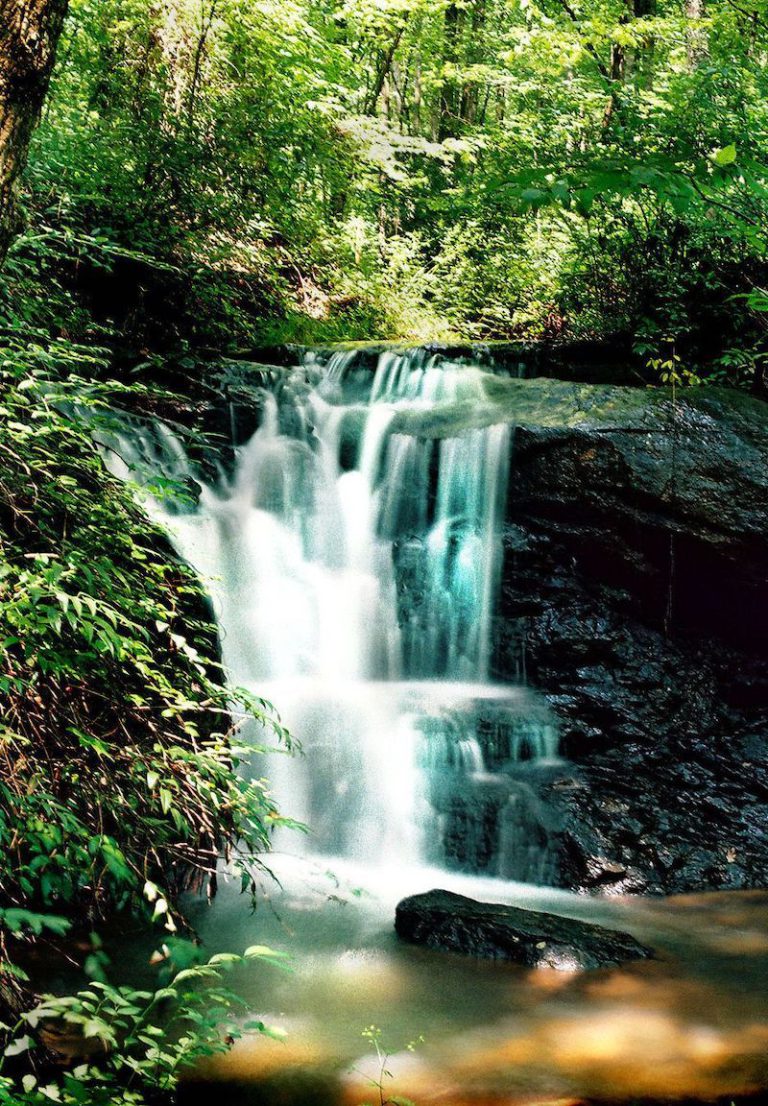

left=0, top=358, right=287, bottom=912
left=0, top=332, right=295, bottom=1100
left=0, top=946, right=291, bottom=1106
left=647, top=349, right=702, bottom=386
left=10, top=0, right=768, bottom=367
left=8, top=0, right=767, bottom=373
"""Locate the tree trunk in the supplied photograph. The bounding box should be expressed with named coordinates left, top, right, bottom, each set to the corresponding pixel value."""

left=187, top=0, right=218, bottom=128
left=0, top=0, right=69, bottom=266
left=602, top=0, right=657, bottom=129
left=439, top=2, right=463, bottom=140
left=459, top=0, right=488, bottom=127
left=364, top=21, right=407, bottom=116
left=685, top=0, right=707, bottom=65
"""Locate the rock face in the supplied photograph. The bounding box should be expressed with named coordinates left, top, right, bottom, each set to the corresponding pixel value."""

left=395, top=889, right=653, bottom=969
left=492, top=382, right=768, bottom=894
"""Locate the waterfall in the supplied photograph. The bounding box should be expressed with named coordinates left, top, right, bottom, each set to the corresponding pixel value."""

left=100, top=347, right=561, bottom=882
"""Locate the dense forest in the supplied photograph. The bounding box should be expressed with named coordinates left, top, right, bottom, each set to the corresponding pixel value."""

left=4, top=0, right=768, bottom=366
left=2, top=0, right=768, bottom=1104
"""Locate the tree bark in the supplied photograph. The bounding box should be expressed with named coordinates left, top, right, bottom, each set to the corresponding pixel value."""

left=0, top=0, right=69, bottom=266
left=364, top=20, right=408, bottom=116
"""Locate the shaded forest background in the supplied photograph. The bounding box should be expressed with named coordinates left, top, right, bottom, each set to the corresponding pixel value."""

left=5, top=0, right=768, bottom=381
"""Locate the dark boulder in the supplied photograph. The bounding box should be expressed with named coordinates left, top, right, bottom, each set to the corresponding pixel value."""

left=395, top=889, right=653, bottom=969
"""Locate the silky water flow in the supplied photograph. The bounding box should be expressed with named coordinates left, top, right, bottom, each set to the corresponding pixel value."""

left=101, top=347, right=560, bottom=883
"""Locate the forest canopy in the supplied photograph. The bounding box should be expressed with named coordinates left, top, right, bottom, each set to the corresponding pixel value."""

left=3, top=0, right=767, bottom=381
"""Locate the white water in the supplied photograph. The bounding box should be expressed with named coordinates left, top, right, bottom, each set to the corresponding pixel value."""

left=101, top=348, right=559, bottom=880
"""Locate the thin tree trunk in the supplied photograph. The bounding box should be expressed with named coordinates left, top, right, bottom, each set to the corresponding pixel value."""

left=0, top=0, right=69, bottom=265
left=602, top=0, right=657, bottom=129
left=187, top=0, right=218, bottom=128
left=439, top=2, right=463, bottom=140
left=364, top=21, right=408, bottom=115
left=685, top=0, right=707, bottom=65
left=459, top=0, right=487, bottom=126
left=601, top=37, right=626, bottom=128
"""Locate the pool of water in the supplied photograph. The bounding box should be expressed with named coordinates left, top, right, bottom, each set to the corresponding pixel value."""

left=174, top=855, right=768, bottom=1106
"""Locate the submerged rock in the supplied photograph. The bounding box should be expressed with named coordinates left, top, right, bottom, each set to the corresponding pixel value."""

left=395, top=890, right=653, bottom=969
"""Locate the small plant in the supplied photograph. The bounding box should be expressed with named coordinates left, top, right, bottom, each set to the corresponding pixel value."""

left=647, top=348, right=702, bottom=388
left=353, top=1025, right=424, bottom=1106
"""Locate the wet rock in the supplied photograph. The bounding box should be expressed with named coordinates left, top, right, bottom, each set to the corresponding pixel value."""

left=395, top=890, right=653, bottom=969
left=493, top=383, right=768, bottom=894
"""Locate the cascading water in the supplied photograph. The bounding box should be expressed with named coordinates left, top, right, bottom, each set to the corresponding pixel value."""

left=101, top=347, right=560, bottom=880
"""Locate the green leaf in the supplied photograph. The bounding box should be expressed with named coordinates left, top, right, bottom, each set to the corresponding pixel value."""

left=712, top=144, right=737, bottom=166
left=5, top=1034, right=33, bottom=1056
left=243, top=945, right=293, bottom=971
left=520, top=186, right=547, bottom=205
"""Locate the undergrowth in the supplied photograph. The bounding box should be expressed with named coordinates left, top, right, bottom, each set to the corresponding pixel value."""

left=0, top=331, right=295, bottom=1103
